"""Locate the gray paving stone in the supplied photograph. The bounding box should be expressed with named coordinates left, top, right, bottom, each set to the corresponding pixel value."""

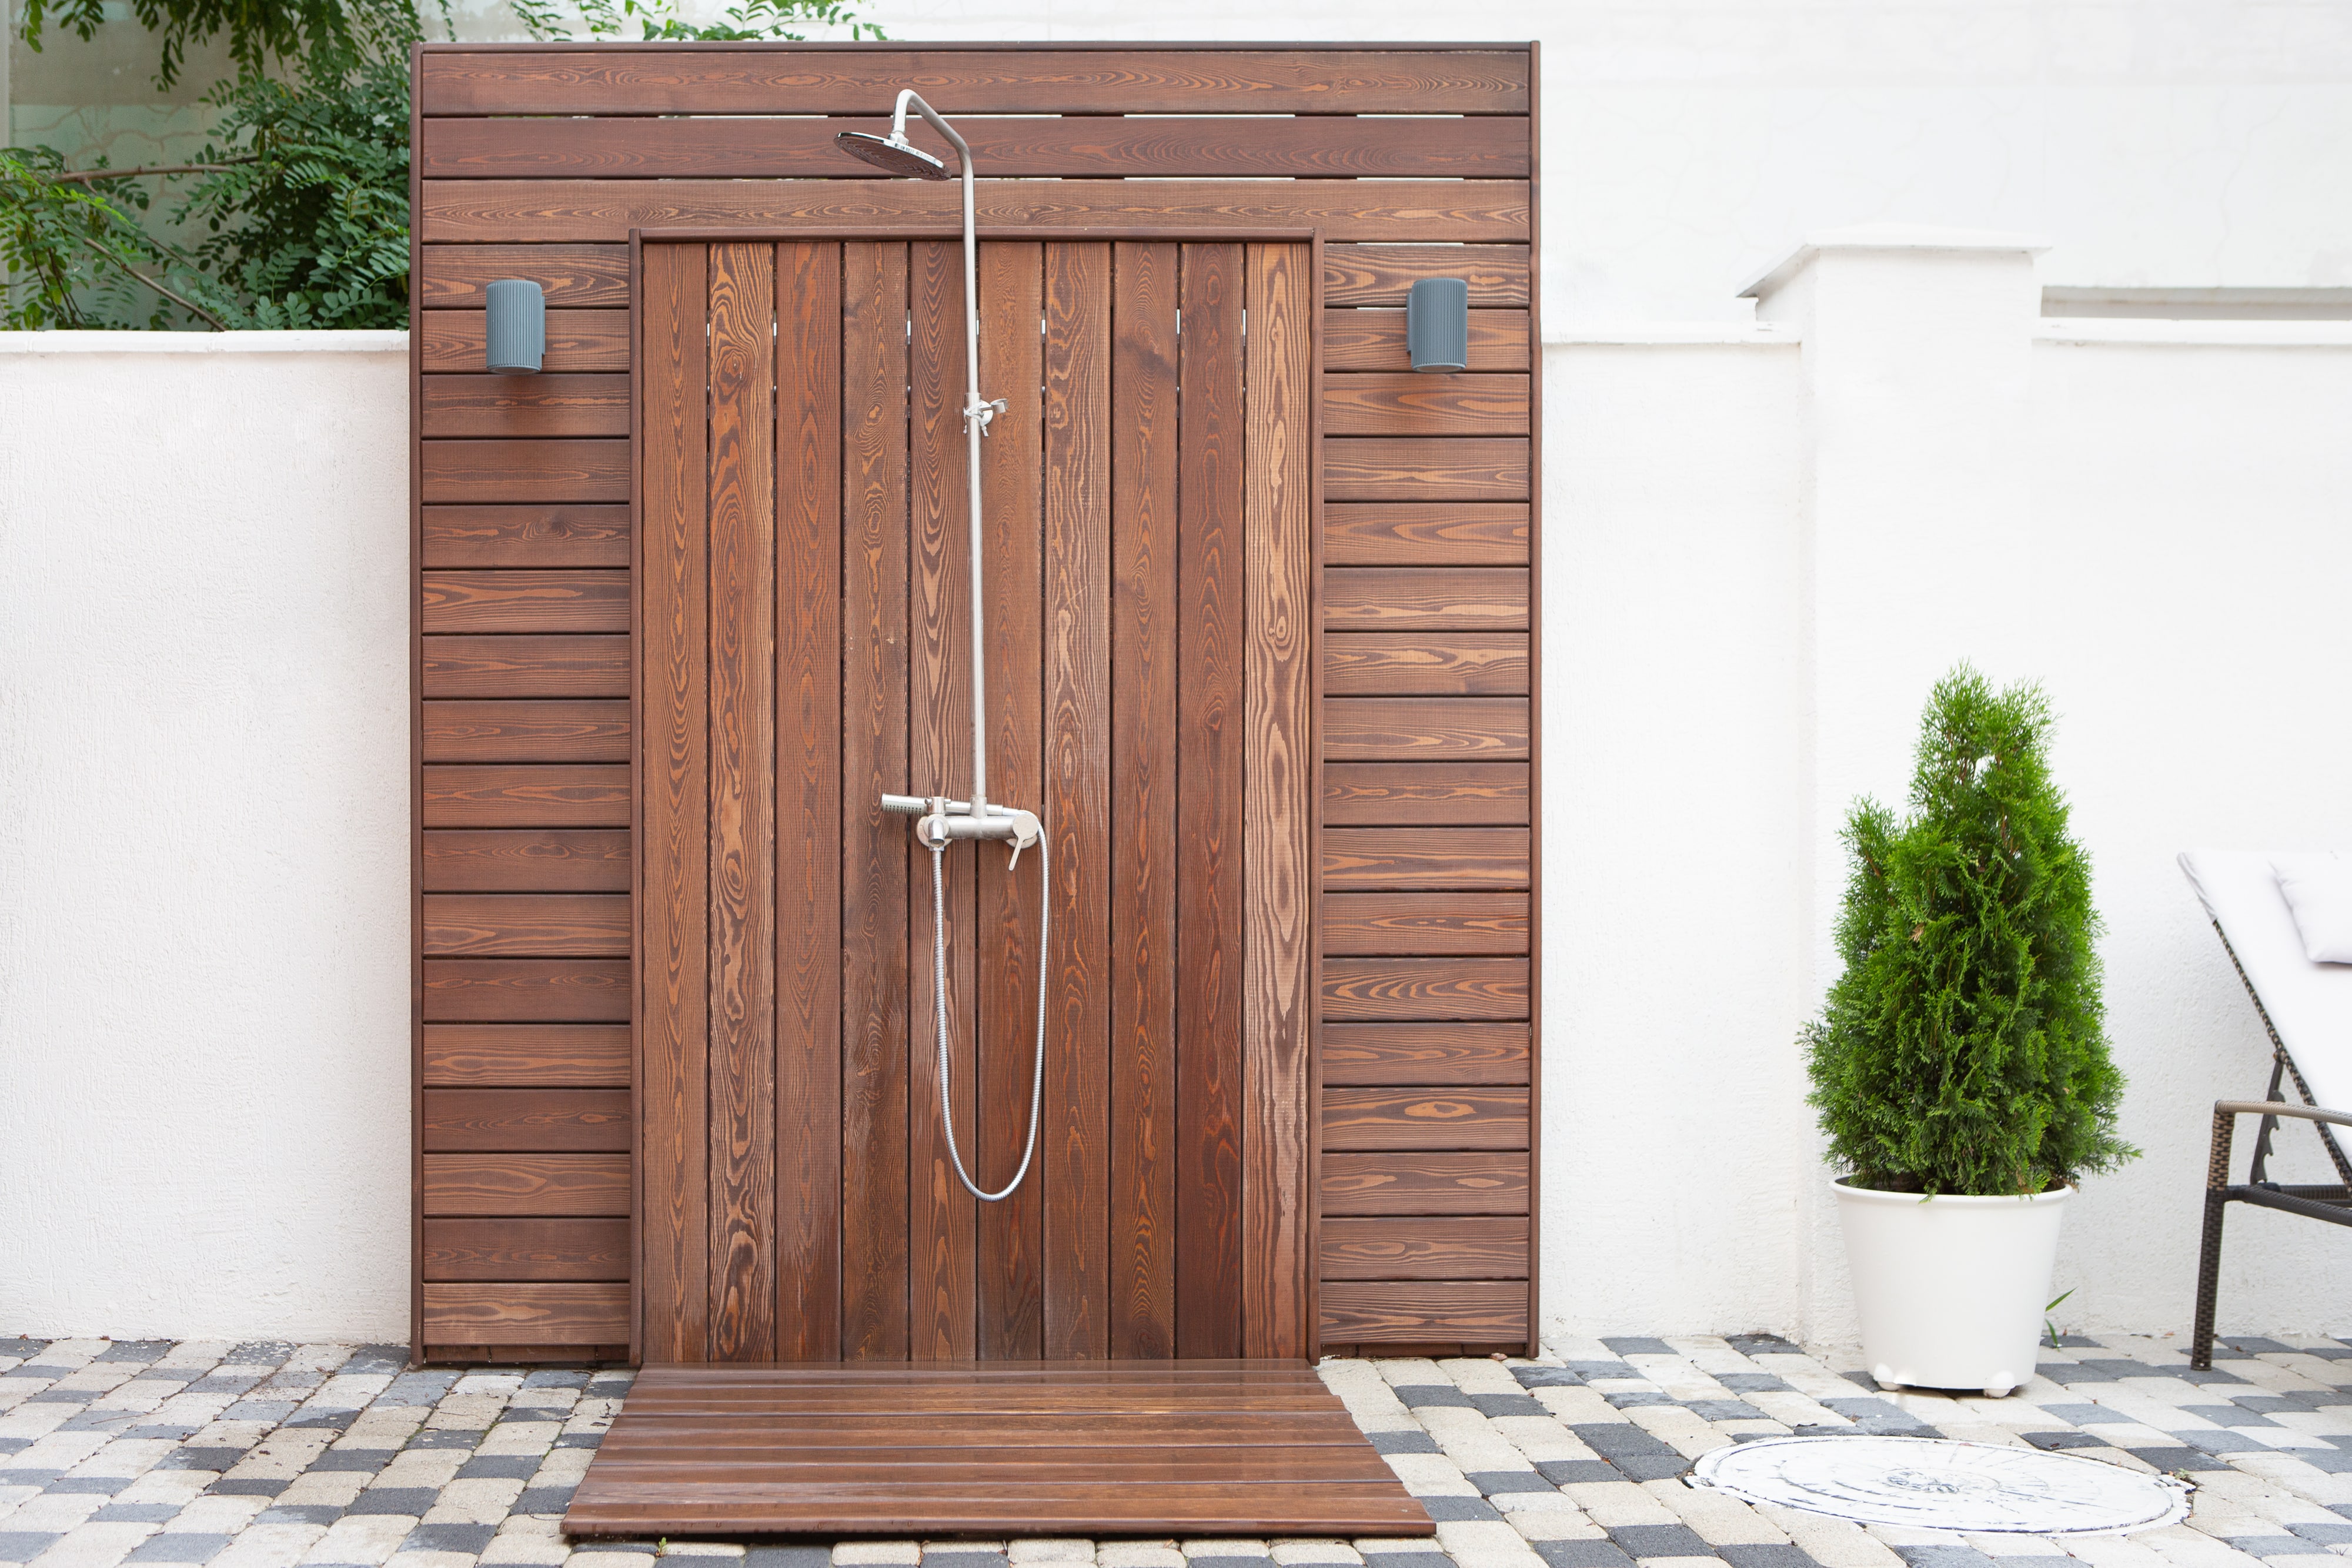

left=1371, top=1432, right=1441, bottom=1455
left=93, top=1506, right=185, bottom=1523
left=1685, top=1402, right=1763, bottom=1422
left=402, top=1430, right=477, bottom=1450
left=1600, top=1340, right=1674, bottom=1357
left=2183, top=1405, right=2283, bottom=1428
left=553, top=1432, right=604, bottom=1449
left=1465, top=1473, right=1554, bottom=1496
left=742, top=1549, right=832, bottom=1568
left=1535, top=1461, right=1620, bottom=1486
left=455, top=1455, right=541, bottom=1480
left=158, top=1449, right=250, bottom=1473
left=513, top=1487, right=576, bottom=1514
left=1183, top=1557, right=1274, bottom=1568
left=920, top=1553, right=1009, bottom=1568
left=255, top=1506, right=345, bottom=1527
left=1469, top=1395, right=1549, bottom=1419
left=1890, top=1549, right=1997, bottom=1568
left=340, top=1349, right=409, bottom=1376
left=1601, top=1392, right=1674, bottom=1410
left=401, top=1524, right=499, bottom=1554
left=2219, top=1540, right=2333, bottom=1559
left=308, top=1453, right=386, bottom=1473
left=1563, top=1363, right=1635, bottom=1381
left=1569, top=1426, right=1676, bottom=1459
left=206, top=1480, right=288, bottom=1497
left=125, top=1533, right=232, bottom=1563
left=1514, top=1368, right=1583, bottom=1390
left=1609, top=1456, right=1692, bottom=1481
left=2122, top=1446, right=2233, bottom=1472
left=2036, top=1404, right=2123, bottom=1425
left=1419, top=1498, right=1504, bottom=1523
left=1725, top=1335, right=1800, bottom=1356
left=222, top=1344, right=292, bottom=1367
left=2287, top=1523, right=2352, bottom=1545
left=1399, top=1388, right=1479, bottom=1411
left=1717, top=1549, right=1818, bottom=1568
left=96, top=1343, right=174, bottom=1363
left=0, top=1533, right=64, bottom=1562
left=1354, top=1555, right=1448, bottom=1568
left=2182, top=1430, right=2273, bottom=1454
left=0, top=1339, right=48, bottom=1358
left=1603, top=1526, right=1708, bottom=1559
left=1714, top=1375, right=1790, bottom=1395
left=346, top=1489, right=440, bottom=1516
left=2023, top=1431, right=2107, bottom=1450
left=1534, top=1546, right=1635, bottom=1568
left=44, top=1477, right=131, bottom=1495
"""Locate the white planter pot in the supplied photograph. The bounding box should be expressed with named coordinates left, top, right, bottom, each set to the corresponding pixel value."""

left=1832, top=1177, right=2071, bottom=1398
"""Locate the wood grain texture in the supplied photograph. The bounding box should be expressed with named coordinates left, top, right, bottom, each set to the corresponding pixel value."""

left=838, top=240, right=911, bottom=1363
left=1241, top=242, right=1315, bottom=1360
left=1322, top=505, right=1528, bottom=567
left=423, top=958, right=632, bottom=1022
left=422, top=1024, right=630, bottom=1086
left=1110, top=240, right=1178, bottom=1360
left=423, top=636, right=630, bottom=698
left=422, top=374, right=629, bottom=437
left=420, top=310, right=630, bottom=372
left=1324, top=439, right=1529, bottom=504
left=422, top=1282, right=630, bottom=1343
left=423, top=893, right=630, bottom=955
left=422, top=828, right=631, bottom=891
left=1319, top=1153, right=1527, bottom=1216
left=773, top=240, right=844, bottom=1362
left=418, top=47, right=1529, bottom=115
left=422, top=1152, right=632, bottom=1215
left=1322, top=698, right=1528, bottom=761
left=422, top=765, right=630, bottom=829
left=423, top=1218, right=631, bottom=1280
left=1324, top=568, right=1528, bottom=630
left=420, top=181, right=1528, bottom=245
left=423, top=114, right=1526, bottom=180
left=1319, top=1218, right=1526, bottom=1281
left=1318, top=1281, right=1526, bottom=1343
left=704, top=240, right=779, bottom=1364
left=638, top=240, right=711, bottom=1363
left=977, top=240, right=1046, bottom=1362
left=1177, top=242, right=1245, bottom=1362
left=417, top=243, right=631, bottom=307
left=422, top=438, right=629, bottom=505
left=1323, top=827, right=1531, bottom=889
left=422, top=570, right=630, bottom=634
left=1319, top=894, right=1527, bottom=957
left=422, top=699, right=629, bottom=763
left=423, top=506, right=630, bottom=569
left=1321, top=959, right=1529, bottom=1023
left=1322, top=374, right=1528, bottom=437
left=1321, top=309, right=1526, bottom=373
left=1322, top=634, right=1526, bottom=696
left=1320, top=1024, right=1530, bottom=1087
left=1321, top=1089, right=1531, bottom=1151
left=1320, top=245, right=1529, bottom=309
left=1042, top=239, right=1111, bottom=1360
left=1321, top=765, right=1529, bottom=828
left=423, top=1089, right=632, bottom=1151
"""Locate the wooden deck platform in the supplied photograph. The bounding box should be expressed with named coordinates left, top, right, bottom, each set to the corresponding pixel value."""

left=563, top=1360, right=1434, bottom=1539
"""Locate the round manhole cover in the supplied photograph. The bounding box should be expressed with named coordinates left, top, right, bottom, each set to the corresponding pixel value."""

left=1691, top=1435, right=2191, bottom=1534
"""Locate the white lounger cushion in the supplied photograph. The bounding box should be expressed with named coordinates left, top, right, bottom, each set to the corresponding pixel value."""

left=2180, top=850, right=2352, bottom=1115
left=2273, top=854, right=2352, bottom=964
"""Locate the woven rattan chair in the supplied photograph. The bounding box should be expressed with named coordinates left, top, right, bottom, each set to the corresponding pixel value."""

left=2177, top=851, right=2352, bottom=1370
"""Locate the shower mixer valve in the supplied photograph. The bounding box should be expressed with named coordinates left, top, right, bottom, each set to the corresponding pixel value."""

left=880, top=792, right=1043, bottom=870
left=966, top=396, right=1008, bottom=436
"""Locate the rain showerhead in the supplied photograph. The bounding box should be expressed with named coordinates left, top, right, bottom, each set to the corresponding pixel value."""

left=836, top=130, right=953, bottom=180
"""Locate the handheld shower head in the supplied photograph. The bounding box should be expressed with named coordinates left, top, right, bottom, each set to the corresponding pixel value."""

left=836, top=130, right=954, bottom=180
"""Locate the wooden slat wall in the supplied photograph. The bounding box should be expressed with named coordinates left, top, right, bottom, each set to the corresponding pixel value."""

left=409, top=42, right=1539, bottom=1360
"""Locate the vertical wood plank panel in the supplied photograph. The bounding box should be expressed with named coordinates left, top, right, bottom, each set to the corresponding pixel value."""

left=1108, top=240, right=1180, bottom=1360
left=907, top=238, right=978, bottom=1359
left=704, top=240, right=777, bottom=1362
left=637, top=242, right=709, bottom=1362
left=977, top=240, right=1046, bottom=1360
left=1175, top=242, right=1246, bottom=1360
left=1242, top=241, right=1316, bottom=1359
left=774, top=240, right=844, bottom=1362
left=1042, top=240, right=1111, bottom=1359
left=839, top=240, right=912, bottom=1361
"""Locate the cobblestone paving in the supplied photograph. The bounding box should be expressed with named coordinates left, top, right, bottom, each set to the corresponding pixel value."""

left=6, top=1334, right=2352, bottom=1568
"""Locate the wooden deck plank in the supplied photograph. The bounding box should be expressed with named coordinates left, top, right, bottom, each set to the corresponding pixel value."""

left=563, top=1360, right=1429, bottom=1539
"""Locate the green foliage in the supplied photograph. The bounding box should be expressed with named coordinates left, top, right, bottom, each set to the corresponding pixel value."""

left=1803, top=665, right=2137, bottom=1196
left=509, top=0, right=878, bottom=43
left=0, top=146, right=238, bottom=327
left=17, top=0, right=421, bottom=89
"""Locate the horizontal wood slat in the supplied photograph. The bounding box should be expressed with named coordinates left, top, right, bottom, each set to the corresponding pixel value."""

left=1321, top=1024, right=1531, bottom=1086
left=421, top=311, right=630, bottom=373
left=1324, top=440, right=1529, bottom=503
left=1323, top=634, right=1526, bottom=697
left=418, top=49, right=1532, bottom=116
left=423, top=507, right=630, bottom=569
left=1319, top=894, right=1527, bottom=956
left=1322, top=1088, right=1531, bottom=1151
left=1324, top=697, right=1528, bottom=761
left=1321, top=246, right=1529, bottom=308
left=422, top=829, right=632, bottom=892
left=1323, top=374, right=1527, bottom=437
left=421, top=439, right=630, bottom=505
left=422, top=958, right=632, bottom=1021
left=424, top=766, right=632, bottom=828
left=422, top=1153, right=632, bottom=1216
left=1320, top=1218, right=1526, bottom=1281
left=422, top=700, right=630, bottom=763
left=1322, top=505, right=1527, bottom=567
left=423, top=636, right=631, bottom=697
left=1324, top=568, right=1528, bottom=630
left=1321, top=958, right=1529, bottom=1022
left=1324, top=827, right=1528, bottom=888
left=1318, top=1281, right=1527, bottom=1343
left=423, top=1088, right=632, bottom=1152
left=422, top=1024, right=632, bottom=1086
left=421, top=1282, right=631, bottom=1343
left=1320, top=1152, right=1528, bottom=1215
left=1322, top=765, right=1528, bottom=828
left=422, top=374, right=630, bottom=437
left=423, top=115, right=1527, bottom=180
left=423, top=1218, right=632, bottom=1281
left=423, top=892, right=632, bottom=955
left=422, top=571, right=630, bottom=634
left=420, top=181, right=1528, bottom=244
left=1322, top=310, right=1526, bottom=372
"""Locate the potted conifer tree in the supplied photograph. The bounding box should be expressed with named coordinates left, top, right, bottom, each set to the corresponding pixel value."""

left=1804, top=666, right=2136, bottom=1397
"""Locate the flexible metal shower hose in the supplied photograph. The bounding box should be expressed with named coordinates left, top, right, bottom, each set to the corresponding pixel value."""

left=927, top=833, right=1048, bottom=1203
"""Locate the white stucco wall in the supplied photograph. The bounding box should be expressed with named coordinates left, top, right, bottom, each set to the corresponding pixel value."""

left=5, top=234, right=2350, bottom=1348
left=0, top=332, right=412, bottom=1343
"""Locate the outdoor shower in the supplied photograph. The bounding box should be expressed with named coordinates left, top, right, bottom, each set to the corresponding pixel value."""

left=843, top=93, right=1050, bottom=1205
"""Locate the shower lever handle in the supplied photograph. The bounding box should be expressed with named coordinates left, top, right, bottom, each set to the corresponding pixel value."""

left=965, top=396, right=1008, bottom=436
